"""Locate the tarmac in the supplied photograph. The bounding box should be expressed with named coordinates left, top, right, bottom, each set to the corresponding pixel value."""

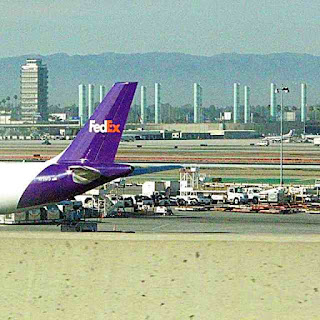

left=2, top=210, right=320, bottom=234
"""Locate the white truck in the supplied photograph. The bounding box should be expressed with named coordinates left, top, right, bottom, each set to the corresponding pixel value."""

left=181, top=194, right=211, bottom=205
left=314, top=138, right=320, bottom=146
left=259, top=187, right=286, bottom=203
left=247, top=187, right=288, bottom=204
left=255, top=140, right=269, bottom=146
left=210, top=191, right=226, bottom=204
left=227, top=187, right=248, bottom=205
left=247, top=187, right=263, bottom=204
left=210, top=188, right=248, bottom=204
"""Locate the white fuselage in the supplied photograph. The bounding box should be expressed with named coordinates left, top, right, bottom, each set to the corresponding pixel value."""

left=0, top=161, right=49, bottom=214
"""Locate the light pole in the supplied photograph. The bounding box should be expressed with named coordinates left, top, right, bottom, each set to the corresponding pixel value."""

left=276, top=87, right=290, bottom=187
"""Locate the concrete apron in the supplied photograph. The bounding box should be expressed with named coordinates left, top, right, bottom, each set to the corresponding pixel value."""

left=1, top=232, right=320, bottom=320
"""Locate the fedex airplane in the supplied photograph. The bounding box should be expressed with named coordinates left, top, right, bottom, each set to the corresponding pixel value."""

left=0, top=82, right=176, bottom=215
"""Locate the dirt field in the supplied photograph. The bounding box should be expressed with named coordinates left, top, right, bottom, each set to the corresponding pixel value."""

left=1, top=232, right=320, bottom=320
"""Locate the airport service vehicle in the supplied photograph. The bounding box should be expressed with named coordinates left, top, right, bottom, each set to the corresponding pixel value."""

left=168, top=198, right=178, bottom=206
left=259, top=187, right=287, bottom=203
left=227, top=187, right=248, bottom=205
left=247, top=187, right=289, bottom=204
left=289, top=186, right=317, bottom=203
left=255, top=140, right=269, bottom=147
left=207, top=190, right=226, bottom=204
left=106, top=205, right=134, bottom=218
left=0, top=82, right=178, bottom=215
left=210, top=188, right=249, bottom=205
left=197, top=196, right=211, bottom=205
left=302, top=133, right=320, bottom=142
left=135, top=195, right=153, bottom=206
left=154, top=206, right=173, bottom=215
left=176, top=196, right=199, bottom=206
left=187, top=198, right=199, bottom=205
left=247, top=187, right=263, bottom=204
left=314, top=137, right=320, bottom=146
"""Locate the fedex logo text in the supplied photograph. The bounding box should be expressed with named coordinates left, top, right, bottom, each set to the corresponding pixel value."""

left=89, top=120, right=121, bottom=133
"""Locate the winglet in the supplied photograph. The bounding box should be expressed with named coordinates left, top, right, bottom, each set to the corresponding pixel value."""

left=57, top=82, right=137, bottom=164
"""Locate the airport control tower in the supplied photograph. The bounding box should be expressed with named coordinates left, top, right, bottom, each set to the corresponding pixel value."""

left=20, top=59, right=48, bottom=122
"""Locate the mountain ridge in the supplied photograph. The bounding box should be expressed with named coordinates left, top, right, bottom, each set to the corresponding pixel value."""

left=0, top=52, right=319, bottom=108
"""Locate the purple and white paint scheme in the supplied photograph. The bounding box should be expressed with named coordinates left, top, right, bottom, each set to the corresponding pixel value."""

left=0, top=82, right=139, bottom=214
left=0, top=82, right=181, bottom=214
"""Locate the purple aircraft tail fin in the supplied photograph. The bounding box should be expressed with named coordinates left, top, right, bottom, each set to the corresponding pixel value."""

left=57, top=82, right=137, bottom=164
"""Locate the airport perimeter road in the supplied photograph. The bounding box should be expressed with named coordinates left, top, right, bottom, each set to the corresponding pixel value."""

left=2, top=211, right=320, bottom=234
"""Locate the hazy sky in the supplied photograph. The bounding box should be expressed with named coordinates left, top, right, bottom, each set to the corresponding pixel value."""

left=1, top=0, right=320, bottom=58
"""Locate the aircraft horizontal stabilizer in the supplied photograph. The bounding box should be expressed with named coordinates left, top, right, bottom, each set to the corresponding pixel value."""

left=69, top=166, right=101, bottom=184
left=129, top=165, right=182, bottom=176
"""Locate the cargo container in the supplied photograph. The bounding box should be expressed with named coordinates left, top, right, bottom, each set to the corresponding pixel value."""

left=142, top=181, right=166, bottom=197
left=164, top=180, right=180, bottom=196
left=0, top=205, right=62, bottom=224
